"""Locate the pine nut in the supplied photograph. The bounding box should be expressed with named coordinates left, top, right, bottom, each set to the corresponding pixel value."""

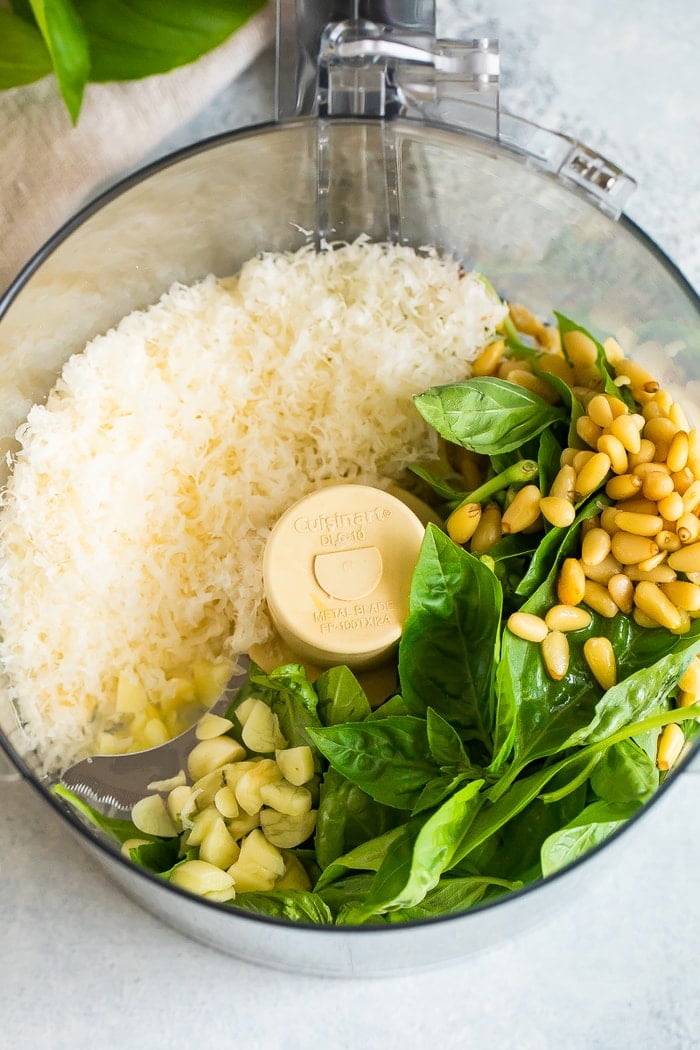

left=668, top=542, right=700, bottom=573
left=447, top=502, right=482, bottom=544
left=682, top=481, right=700, bottom=514
left=608, top=573, right=634, bottom=613
left=633, top=581, right=683, bottom=630
left=656, top=530, right=681, bottom=552
left=536, top=352, right=574, bottom=384
left=580, top=514, right=601, bottom=536
left=575, top=452, right=611, bottom=499
left=472, top=339, right=505, bottom=376
left=679, top=657, right=700, bottom=694
left=501, top=485, right=543, bottom=534
left=583, top=580, right=619, bottom=618
left=688, top=429, right=700, bottom=470
left=656, top=723, right=685, bottom=771
left=644, top=417, right=678, bottom=447
left=509, top=302, right=542, bottom=336
left=642, top=400, right=662, bottom=421
left=654, top=388, right=674, bottom=415
left=544, top=605, right=592, bottom=632
left=677, top=513, right=700, bottom=544
left=539, top=496, right=576, bottom=528
left=557, top=558, right=586, bottom=605
left=538, top=327, right=562, bottom=354
left=541, top=630, right=570, bottom=680
left=669, top=401, right=690, bottom=432
left=672, top=468, right=694, bottom=495
left=601, top=336, right=624, bottom=365
left=660, top=581, right=700, bottom=612
left=614, top=359, right=659, bottom=394
left=609, top=414, right=643, bottom=455
left=600, top=507, right=621, bottom=535
left=626, top=563, right=677, bottom=583
left=633, top=461, right=671, bottom=477
left=613, top=511, right=664, bottom=537
left=583, top=637, right=617, bottom=690
left=549, top=464, right=576, bottom=501
left=563, top=330, right=598, bottom=368
left=640, top=470, right=674, bottom=502
left=667, top=431, right=689, bottom=473
left=611, top=531, right=659, bottom=565
left=657, top=491, right=684, bottom=521
left=597, top=433, right=628, bottom=475
left=581, top=527, right=612, bottom=566
left=573, top=449, right=595, bottom=473
left=576, top=415, right=603, bottom=449
left=498, top=357, right=527, bottom=379
left=454, top=449, right=483, bottom=491
left=627, top=439, right=656, bottom=469
left=507, top=611, right=549, bottom=643
left=680, top=689, right=700, bottom=707
left=582, top=554, right=623, bottom=584
left=509, top=369, right=559, bottom=404
left=633, top=608, right=660, bottom=629
left=637, top=550, right=668, bottom=572
left=588, top=394, right=615, bottom=429
left=606, top=473, right=643, bottom=501
left=615, top=497, right=659, bottom=515
left=470, top=502, right=502, bottom=553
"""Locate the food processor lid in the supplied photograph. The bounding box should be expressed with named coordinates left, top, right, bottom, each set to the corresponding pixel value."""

left=275, top=0, right=636, bottom=220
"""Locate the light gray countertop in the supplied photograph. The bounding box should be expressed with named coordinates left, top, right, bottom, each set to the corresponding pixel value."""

left=2, top=3, right=700, bottom=1048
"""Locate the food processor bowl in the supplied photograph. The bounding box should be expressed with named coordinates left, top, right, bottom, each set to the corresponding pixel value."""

left=1, top=0, right=698, bottom=975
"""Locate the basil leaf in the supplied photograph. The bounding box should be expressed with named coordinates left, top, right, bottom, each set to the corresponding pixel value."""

left=407, top=461, right=466, bottom=502
left=315, top=665, right=371, bottom=726
left=125, top=837, right=181, bottom=874
left=28, top=0, right=89, bottom=122
left=0, top=11, right=52, bottom=87
left=414, top=377, right=566, bottom=456
left=315, top=768, right=403, bottom=870
left=399, top=525, right=501, bottom=746
left=52, top=784, right=150, bottom=845
left=345, top=780, right=484, bottom=921
left=307, top=717, right=439, bottom=810
left=230, top=890, right=333, bottom=925
left=317, top=873, right=376, bottom=916
left=246, top=662, right=323, bottom=755
left=384, top=874, right=519, bottom=922
left=555, top=312, right=632, bottom=407
left=73, top=0, right=265, bottom=81
left=540, top=800, right=640, bottom=878
left=314, top=822, right=412, bottom=892
left=561, top=631, right=700, bottom=749
left=590, top=739, right=659, bottom=804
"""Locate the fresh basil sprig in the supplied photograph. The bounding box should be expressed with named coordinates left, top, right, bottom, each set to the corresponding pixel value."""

left=2, top=0, right=266, bottom=122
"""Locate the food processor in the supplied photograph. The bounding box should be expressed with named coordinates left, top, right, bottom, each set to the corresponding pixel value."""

left=0, top=0, right=698, bottom=975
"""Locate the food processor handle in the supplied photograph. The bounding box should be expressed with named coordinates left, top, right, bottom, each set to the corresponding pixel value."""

left=275, top=0, right=437, bottom=120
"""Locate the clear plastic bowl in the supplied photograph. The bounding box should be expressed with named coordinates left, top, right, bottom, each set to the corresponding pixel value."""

left=1, top=116, right=698, bottom=975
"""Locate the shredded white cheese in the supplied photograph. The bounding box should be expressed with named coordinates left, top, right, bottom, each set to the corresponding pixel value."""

left=0, top=241, right=506, bottom=774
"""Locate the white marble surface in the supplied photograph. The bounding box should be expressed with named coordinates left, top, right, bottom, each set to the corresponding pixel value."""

left=2, top=2, right=700, bottom=1047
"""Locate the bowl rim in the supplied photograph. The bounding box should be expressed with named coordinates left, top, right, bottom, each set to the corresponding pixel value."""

left=1, top=113, right=699, bottom=938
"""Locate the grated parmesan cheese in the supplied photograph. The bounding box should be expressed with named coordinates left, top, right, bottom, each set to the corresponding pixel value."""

left=0, top=241, right=506, bottom=774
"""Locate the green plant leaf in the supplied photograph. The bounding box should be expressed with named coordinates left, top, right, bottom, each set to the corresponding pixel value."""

left=399, top=525, right=501, bottom=746
left=28, top=0, right=89, bottom=122
left=0, top=11, right=52, bottom=88
left=307, top=716, right=439, bottom=811
left=414, top=377, right=566, bottom=456
left=315, top=768, right=404, bottom=870
left=73, top=0, right=265, bottom=82
left=343, top=779, right=484, bottom=922
left=314, top=665, right=372, bottom=726
left=540, top=800, right=640, bottom=878
left=230, top=890, right=333, bottom=925
left=590, top=739, right=659, bottom=804
left=384, top=874, right=519, bottom=922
